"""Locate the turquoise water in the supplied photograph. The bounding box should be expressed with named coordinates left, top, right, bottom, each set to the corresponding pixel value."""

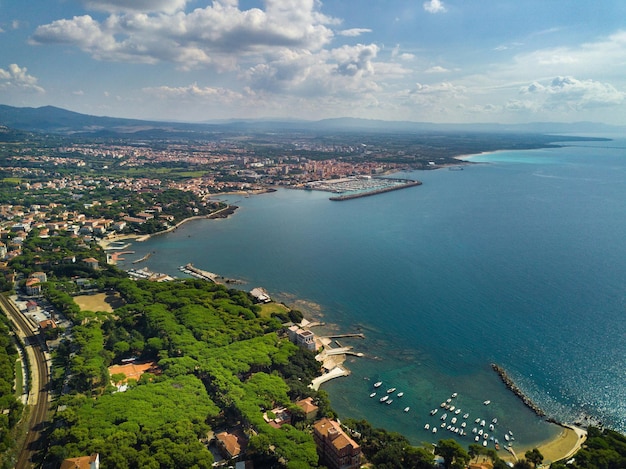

left=120, top=136, right=626, bottom=449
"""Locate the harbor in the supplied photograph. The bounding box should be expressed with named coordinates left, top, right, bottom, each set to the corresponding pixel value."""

left=304, top=176, right=421, bottom=200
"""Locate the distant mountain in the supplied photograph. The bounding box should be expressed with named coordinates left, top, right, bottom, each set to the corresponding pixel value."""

left=0, top=104, right=623, bottom=136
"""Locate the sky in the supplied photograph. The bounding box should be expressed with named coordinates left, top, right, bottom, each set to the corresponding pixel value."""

left=1, top=0, right=626, bottom=124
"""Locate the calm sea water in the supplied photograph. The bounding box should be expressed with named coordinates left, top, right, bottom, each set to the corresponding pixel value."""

left=120, top=136, right=626, bottom=449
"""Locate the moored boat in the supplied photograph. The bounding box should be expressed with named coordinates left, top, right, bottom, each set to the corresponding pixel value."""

left=386, top=399, right=393, bottom=405
left=397, top=392, right=404, bottom=397
left=380, top=395, right=389, bottom=402
left=484, top=400, right=491, bottom=405
left=404, top=407, right=410, bottom=412
left=370, top=392, right=376, bottom=398
left=387, top=387, right=396, bottom=394
left=374, top=381, right=382, bottom=388
left=424, top=423, right=430, bottom=430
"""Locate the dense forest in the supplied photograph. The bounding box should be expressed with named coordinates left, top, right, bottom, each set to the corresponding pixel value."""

left=0, top=316, right=23, bottom=468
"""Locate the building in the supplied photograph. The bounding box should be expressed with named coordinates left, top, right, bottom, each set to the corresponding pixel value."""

left=215, top=429, right=248, bottom=460
left=82, top=257, right=99, bottom=269
left=60, top=453, right=100, bottom=469
left=296, top=397, right=319, bottom=420
left=313, top=418, right=361, bottom=469
left=24, top=278, right=42, bottom=296
left=287, top=325, right=316, bottom=351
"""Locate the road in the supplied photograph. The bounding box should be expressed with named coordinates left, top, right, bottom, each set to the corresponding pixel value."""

left=0, top=294, right=50, bottom=469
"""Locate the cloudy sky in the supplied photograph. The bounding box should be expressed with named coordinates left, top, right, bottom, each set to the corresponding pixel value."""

left=1, top=0, right=626, bottom=124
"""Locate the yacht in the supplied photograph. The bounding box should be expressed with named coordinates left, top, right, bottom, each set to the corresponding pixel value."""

left=387, top=387, right=396, bottom=394
left=480, top=420, right=486, bottom=427
left=492, top=418, right=498, bottom=424
left=430, top=409, right=438, bottom=415
left=454, top=409, right=461, bottom=415
left=440, top=413, right=448, bottom=420
left=482, top=440, right=487, bottom=447
left=483, top=400, right=491, bottom=405
left=386, top=399, right=393, bottom=405
left=397, top=392, right=404, bottom=398
left=432, top=427, right=437, bottom=433
left=463, top=413, right=470, bottom=419
left=370, top=392, right=376, bottom=398
left=424, top=423, right=430, bottom=430
left=451, top=417, right=457, bottom=424
left=404, top=407, right=410, bottom=412
left=451, top=392, right=458, bottom=398
left=374, top=381, right=382, bottom=388
left=380, top=395, right=389, bottom=403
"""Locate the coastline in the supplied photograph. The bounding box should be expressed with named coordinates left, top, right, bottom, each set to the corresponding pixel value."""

left=98, top=189, right=590, bottom=464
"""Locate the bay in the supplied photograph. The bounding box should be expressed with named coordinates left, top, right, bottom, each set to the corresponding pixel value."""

left=119, top=135, right=626, bottom=448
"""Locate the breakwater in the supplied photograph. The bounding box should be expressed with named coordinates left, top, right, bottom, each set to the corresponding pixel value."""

left=329, top=180, right=422, bottom=201
left=491, top=363, right=546, bottom=417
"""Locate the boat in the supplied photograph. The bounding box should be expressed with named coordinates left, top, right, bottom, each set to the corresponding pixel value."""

left=509, top=430, right=514, bottom=436
left=461, top=422, right=466, bottom=428
left=424, top=423, right=430, bottom=430
left=449, top=405, right=455, bottom=412
left=446, top=398, right=452, bottom=403
left=404, top=407, right=410, bottom=412
left=504, top=434, right=510, bottom=441
left=492, top=418, right=498, bottom=424
left=489, top=424, right=495, bottom=431
left=484, top=433, right=489, bottom=439
left=478, top=429, right=483, bottom=436
left=374, top=381, right=382, bottom=388
left=454, top=409, right=461, bottom=414
left=441, top=422, right=446, bottom=428
left=482, top=440, right=487, bottom=447
left=495, top=443, right=500, bottom=450
left=475, top=418, right=481, bottom=424
left=472, top=427, right=478, bottom=434
left=451, top=392, right=458, bottom=398
left=387, top=388, right=396, bottom=394
left=370, top=392, right=377, bottom=398
left=386, top=399, right=393, bottom=405
left=440, top=413, right=448, bottom=420
left=484, top=400, right=491, bottom=405
left=475, top=435, right=480, bottom=442
left=480, top=420, right=486, bottom=427
left=397, top=392, right=404, bottom=397
left=432, top=427, right=437, bottom=433
left=440, top=402, right=446, bottom=408
left=463, top=413, right=470, bottom=419
left=451, top=417, right=457, bottom=424
left=430, top=409, right=438, bottom=415
left=380, top=395, right=389, bottom=402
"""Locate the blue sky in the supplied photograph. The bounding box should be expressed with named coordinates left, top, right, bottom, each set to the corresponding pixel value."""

left=1, top=0, right=626, bottom=124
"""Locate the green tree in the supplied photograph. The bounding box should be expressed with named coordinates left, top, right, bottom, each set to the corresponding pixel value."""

left=525, top=448, right=543, bottom=467
left=434, top=439, right=469, bottom=469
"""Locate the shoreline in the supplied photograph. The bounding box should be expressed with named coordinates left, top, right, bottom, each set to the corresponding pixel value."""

left=97, top=192, right=588, bottom=464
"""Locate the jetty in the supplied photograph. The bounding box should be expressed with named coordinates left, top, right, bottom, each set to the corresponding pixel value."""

left=132, top=252, right=152, bottom=264
left=309, top=365, right=350, bottom=391
left=491, top=363, right=546, bottom=417
left=323, top=333, right=365, bottom=339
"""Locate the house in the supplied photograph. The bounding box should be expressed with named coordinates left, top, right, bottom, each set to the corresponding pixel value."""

left=249, top=287, right=271, bottom=303
left=108, top=361, right=160, bottom=390
left=60, top=453, right=100, bottom=469
left=296, top=397, right=319, bottom=420
left=82, top=257, right=99, bottom=269
left=287, top=325, right=316, bottom=351
left=264, top=407, right=292, bottom=428
left=24, top=278, right=41, bottom=296
left=313, top=418, right=362, bottom=469
left=215, top=429, right=248, bottom=460
left=31, top=271, right=47, bottom=283
left=39, top=319, right=57, bottom=331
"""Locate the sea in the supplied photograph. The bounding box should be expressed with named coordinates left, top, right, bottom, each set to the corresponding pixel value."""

left=118, top=135, right=626, bottom=450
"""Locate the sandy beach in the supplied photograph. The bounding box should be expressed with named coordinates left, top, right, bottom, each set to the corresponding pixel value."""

left=500, top=424, right=586, bottom=465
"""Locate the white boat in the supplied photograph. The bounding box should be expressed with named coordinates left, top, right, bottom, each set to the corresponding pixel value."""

left=472, top=427, right=478, bottom=434
left=446, top=398, right=452, bottom=403
left=449, top=405, right=455, bottom=412
left=386, top=399, right=393, bottom=405
left=432, top=427, right=437, bottom=433
left=509, top=430, right=514, bottom=436
left=397, top=392, right=404, bottom=398
left=463, top=413, right=470, bottom=419
left=430, top=409, right=438, bottom=415
left=475, top=435, right=480, bottom=442
left=454, top=409, right=461, bottom=415
left=489, top=424, right=495, bottom=431
left=504, top=434, right=510, bottom=441
left=484, top=433, right=489, bottom=440
left=380, top=395, right=389, bottom=402
left=374, top=381, right=382, bottom=388
left=482, top=440, right=487, bottom=447
left=441, top=422, right=446, bottom=428
left=451, top=392, right=458, bottom=398
left=451, top=417, right=457, bottom=424
left=478, top=429, right=483, bottom=436
left=370, top=392, right=377, bottom=398
left=475, top=418, right=481, bottom=424
left=441, top=413, right=448, bottom=420
left=484, top=400, right=491, bottom=405
left=461, top=422, right=466, bottom=428
left=424, top=423, right=430, bottom=430
left=404, top=407, right=410, bottom=412
left=480, top=420, right=486, bottom=427
left=387, top=387, right=396, bottom=394
left=492, top=418, right=498, bottom=424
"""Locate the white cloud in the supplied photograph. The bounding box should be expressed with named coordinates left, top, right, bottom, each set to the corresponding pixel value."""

left=425, top=65, right=449, bottom=73
left=338, top=28, right=372, bottom=37
left=143, top=83, right=250, bottom=102
left=0, top=64, right=45, bottom=93
left=82, top=0, right=188, bottom=14
left=30, top=1, right=338, bottom=69
left=423, top=0, right=446, bottom=14
left=521, top=76, right=625, bottom=110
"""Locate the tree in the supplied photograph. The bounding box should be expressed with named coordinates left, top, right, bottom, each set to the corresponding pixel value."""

left=434, top=439, right=469, bottom=469
left=525, top=448, right=543, bottom=467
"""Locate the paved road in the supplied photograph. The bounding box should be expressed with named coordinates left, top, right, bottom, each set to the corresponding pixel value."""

left=0, top=294, right=49, bottom=469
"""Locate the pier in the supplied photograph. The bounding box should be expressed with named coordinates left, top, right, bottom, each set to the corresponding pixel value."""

left=491, top=363, right=546, bottom=417
left=322, top=333, right=365, bottom=339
